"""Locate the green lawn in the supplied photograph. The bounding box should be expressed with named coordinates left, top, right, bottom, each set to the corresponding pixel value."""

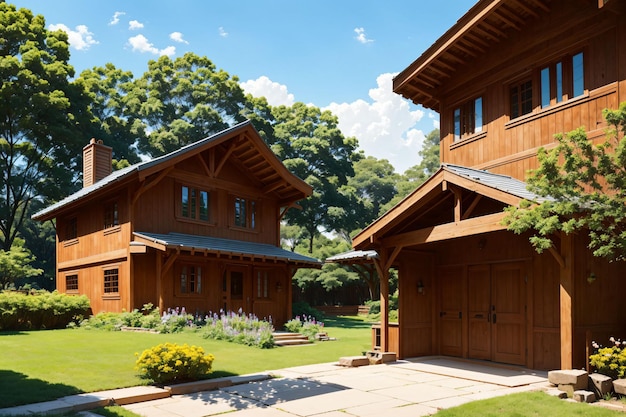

left=0, top=315, right=372, bottom=408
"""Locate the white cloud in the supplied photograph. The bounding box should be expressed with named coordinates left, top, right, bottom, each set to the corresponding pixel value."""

left=354, top=27, right=373, bottom=44
left=49, top=23, right=98, bottom=51
left=240, top=76, right=295, bottom=107
left=325, top=73, right=426, bottom=174
left=129, top=20, right=144, bottom=30
left=109, top=11, right=125, bottom=26
left=428, top=112, right=440, bottom=129
left=219, top=27, right=228, bottom=38
left=169, top=32, right=188, bottom=44
left=128, top=34, right=175, bottom=56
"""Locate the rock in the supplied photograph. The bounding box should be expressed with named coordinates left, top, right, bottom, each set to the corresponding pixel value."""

left=546, top=388, right=568, bottom=399
left=548, top=369, right=588, bottom=390
left=573, top=390, right=596, bottom=403
left=338, top=356, right=369, bottom=367
left=558, top=383, right=575, bottom=398
left=589, top=373, right=613, bottom=398
left=614, top=379, right=626, bottom=395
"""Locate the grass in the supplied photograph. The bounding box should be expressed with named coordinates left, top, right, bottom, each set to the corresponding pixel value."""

left=0, top=315, right=372, bottom=408
left=433, top=391, right=624, bottom=416
left=2, top=315, right=625, bottom=417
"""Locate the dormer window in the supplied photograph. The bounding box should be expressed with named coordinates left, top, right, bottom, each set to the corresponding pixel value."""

left=453, top=96, right=483, bottom=142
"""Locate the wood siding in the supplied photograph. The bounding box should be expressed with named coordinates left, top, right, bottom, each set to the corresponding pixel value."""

left=439, top=1, right=624, bottom=180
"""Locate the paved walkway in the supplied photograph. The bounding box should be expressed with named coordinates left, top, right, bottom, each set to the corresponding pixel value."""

left=124, top=357, right=550, bottom=417
left=0, top=357, right=551, bottom=416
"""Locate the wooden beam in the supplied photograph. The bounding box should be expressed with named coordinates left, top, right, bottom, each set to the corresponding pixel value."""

left=215, top=141, right=236, bottom=177
left=132, top=166, right=174, bottom=206
left=197, top=154, right=211, bottom=177
left=58, top=249, right=127, bottom=270
left=560, top=233, right=574, bottom=369
left=381, top=212, right=508, bottom=248
left=462, top=194, right=482, bottom=220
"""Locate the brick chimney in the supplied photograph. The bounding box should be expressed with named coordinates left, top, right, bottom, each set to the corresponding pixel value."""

left=83, top=138, right=112, bottom=188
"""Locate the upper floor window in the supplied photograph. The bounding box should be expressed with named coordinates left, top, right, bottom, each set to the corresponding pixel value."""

left=516, top=51, right=585, bottom=117
left=453, top=96, right=483, bottom=142
left=180, top=185, right=210, bottom=222
left=510, top=80, right=533, bottom=118
left=233, top=196, right=256, bottom=229
left=65, top=217, right=77, bottom=240
left=103, top=268, right=119, bottom=294
left=104, top=202, right=119, bottom=229
left=180, top=265, right=202, bottom=295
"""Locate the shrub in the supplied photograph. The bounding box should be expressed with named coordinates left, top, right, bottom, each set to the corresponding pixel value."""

left=284, top=315, right=324, bottom=341
left=0, top=290, right=90, bottom=330
left=135, top=342, right=214, bottom=384
left=79, top=305, right=201, bottom=333
left=589, top=337, right=626, bottom=379
left=202, top=310, right=274, bottom=349
left=292, top=301, right=323, bottom=319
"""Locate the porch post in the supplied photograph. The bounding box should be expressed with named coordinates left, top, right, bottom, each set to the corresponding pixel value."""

left=560, top=233, right=574, bottom=369
left=374, top=250, right=390, bottom=352
left=156, top=253, right=163, bottom=312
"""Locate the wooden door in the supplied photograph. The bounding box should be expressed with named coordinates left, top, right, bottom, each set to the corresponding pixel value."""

left=468, top=265, right=491, bottom=360
left=438, top=266, right=463, bottom=357
left=222, top=266, right=246, bottom=313
left=491, top=262, right=526, bottom=365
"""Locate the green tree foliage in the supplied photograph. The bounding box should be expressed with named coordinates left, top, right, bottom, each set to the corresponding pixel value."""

left=75, top=63, right=140, bottom=165
left=0, top=238, right=43, bottom=289
left=503, top=103, right=626, bottom=261
left=0, top=4, right=88, bottom=251
left=271, top=103, right=358, bottom=252
left=126, top=53, right=248, bottom=157
left=382, top=128, right=440, bottom=212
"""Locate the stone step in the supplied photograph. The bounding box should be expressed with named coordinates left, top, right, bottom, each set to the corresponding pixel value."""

left=272, top=332, right=311, bottom=346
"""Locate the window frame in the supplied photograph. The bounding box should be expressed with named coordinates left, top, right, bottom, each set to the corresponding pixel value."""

left=65, top=273, right=79, bottom=293
left=453, top=96, right=483, bottom=142
left=230, top=195, right=258, bottom=231
left=102, top=265, right=120, bottom=299
left=104, top=201, right=119, bottom=230
left=178, top=263, right=203, bottom=296
left=177, top=183, right=213, bottom=224
left=64, top=216, right=78, bottom=242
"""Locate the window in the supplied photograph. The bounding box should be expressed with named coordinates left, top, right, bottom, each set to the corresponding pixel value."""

left=66, top=274, right=78, bottom=292
left=257, top=270, right=269, bottom=299
left=453, top=96, right=483, bottom=142
left=538, top=51, right=585, bottom=110
left=233, top=197, right=256, bottom=229
left=181, top=185, right=210, bottom=221
left=104, top=202, right=119, bottom=229
left=103, top=268, right=119, bottom=294
left=180, top=265, right=202, bottom=294
left=65, top=217, right=77, bottom=240
left=510, top=80, right=533, bottom=119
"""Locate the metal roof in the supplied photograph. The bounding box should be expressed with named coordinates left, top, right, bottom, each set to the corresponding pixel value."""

left=442, top=163, right=548, bottom=203
left=325, top=250, right=379, bottom=263
left=133, top=231, right=322, bottom=267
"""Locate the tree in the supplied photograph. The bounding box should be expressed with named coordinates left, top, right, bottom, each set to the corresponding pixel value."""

left=75, top=63, right=141, bottom=165
left=0, top=4, right=89, bottom=251
left=0, top=238, right=43, bottom=289
left=271, top=103, right=358, bottom=252
left=382, top=128, right=440, bottom=212
left=125, top=53, right=248, bottom=157
left=503, top=103, right=626, bottom=261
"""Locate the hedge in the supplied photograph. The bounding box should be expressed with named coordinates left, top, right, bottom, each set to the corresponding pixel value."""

left=0, top=290, right=90, bottom=330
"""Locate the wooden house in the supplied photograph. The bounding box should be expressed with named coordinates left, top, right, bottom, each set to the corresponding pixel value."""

left=33, top=121, right=320, bottom=327
left=351, top=0, right=626, bottom=370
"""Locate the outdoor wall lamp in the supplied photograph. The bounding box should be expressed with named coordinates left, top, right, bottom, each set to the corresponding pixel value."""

left=276, top=282, right=283, bottom=292
left=587, top=272, right=596, bottom=284
left=417, top=280, right=425, bottom=295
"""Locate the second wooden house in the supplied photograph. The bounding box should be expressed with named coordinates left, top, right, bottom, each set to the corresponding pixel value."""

left=33, top=121, right=321, bottom=327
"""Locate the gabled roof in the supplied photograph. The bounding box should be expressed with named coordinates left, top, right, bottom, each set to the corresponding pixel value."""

left=393, top=0, right=553, bottom=111
left=133, top=232, right=321, bottom=267
left=325, top=250, right=379, bottom=264
left=352, top=164, right=545, bottom=250
left=33, top=121, right=312, bottom=221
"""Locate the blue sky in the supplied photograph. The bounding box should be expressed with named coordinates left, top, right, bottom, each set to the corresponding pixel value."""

left=12, top=0, right=477, bottom=173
